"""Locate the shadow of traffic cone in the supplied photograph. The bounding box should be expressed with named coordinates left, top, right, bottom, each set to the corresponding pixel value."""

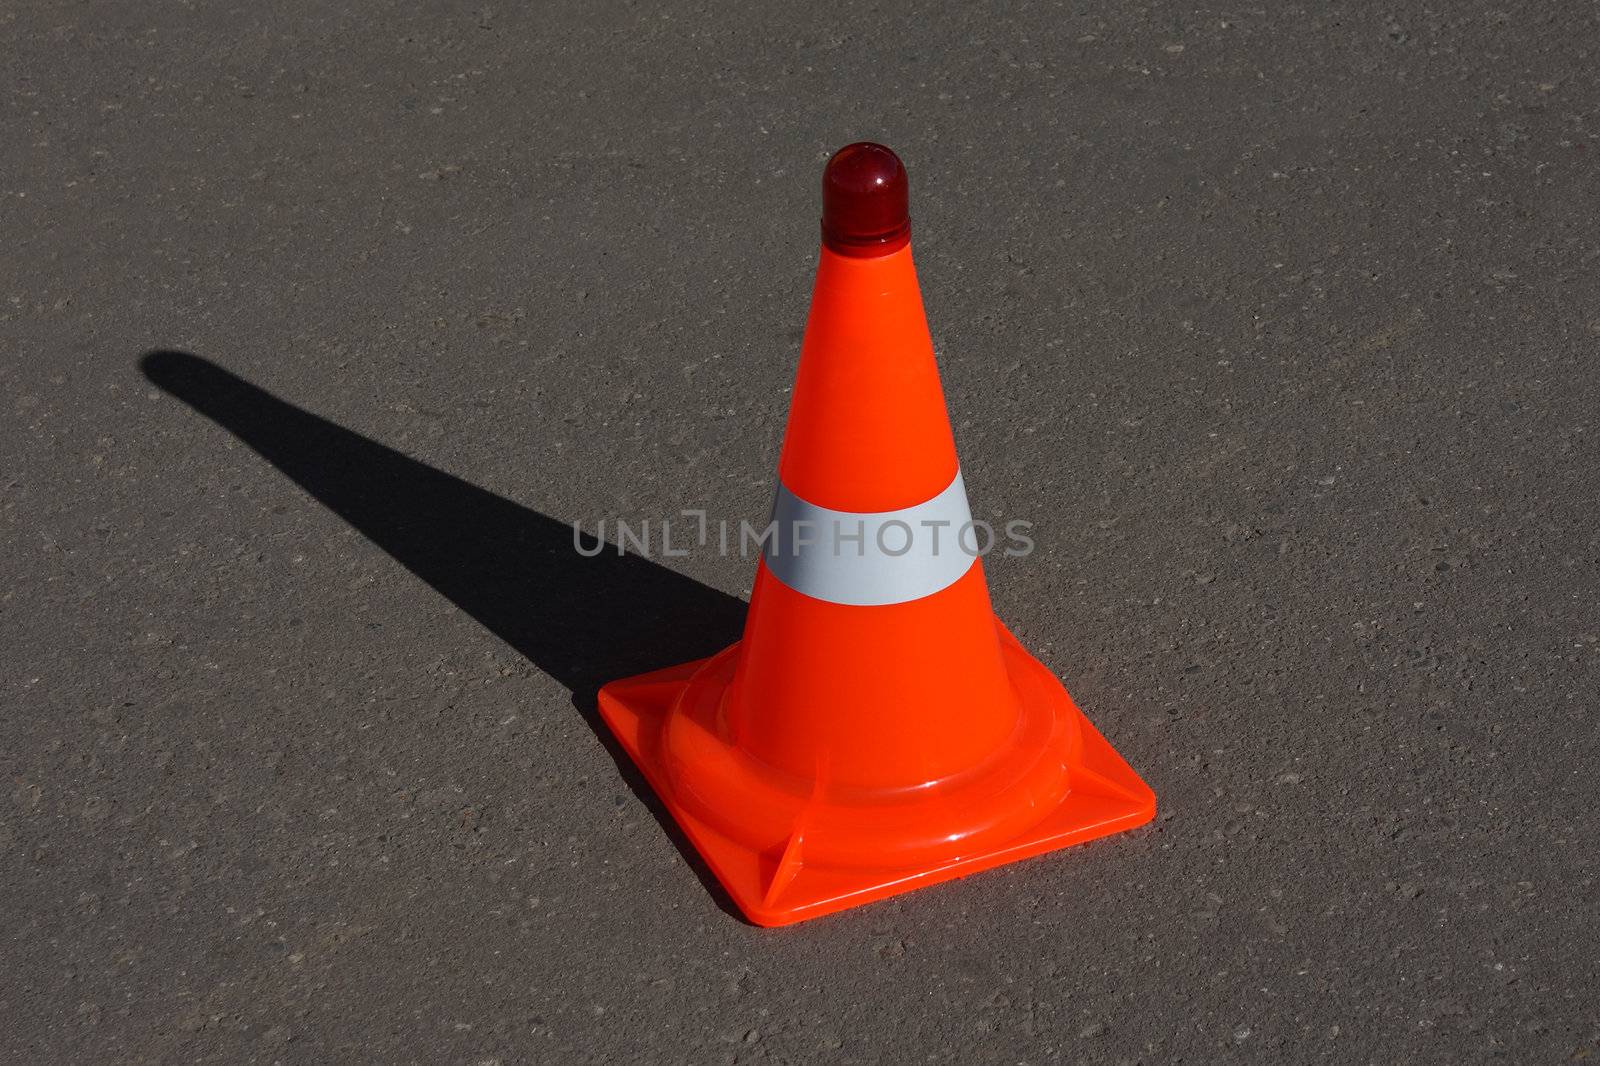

left=599, top=143, right=1155, bottom=926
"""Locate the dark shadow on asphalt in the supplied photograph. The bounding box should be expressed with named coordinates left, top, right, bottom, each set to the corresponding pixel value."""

left=140, top=349, right=748, bottom=918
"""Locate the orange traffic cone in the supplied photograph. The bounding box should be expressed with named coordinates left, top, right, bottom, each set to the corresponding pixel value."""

left=598, top=143, right=1155, bottom=926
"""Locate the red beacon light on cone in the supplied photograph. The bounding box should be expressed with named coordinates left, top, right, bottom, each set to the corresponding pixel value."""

left=820, top=142, right=910, bottom=255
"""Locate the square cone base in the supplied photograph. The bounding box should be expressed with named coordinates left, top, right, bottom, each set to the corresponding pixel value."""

left=598, top=650, right=1155, bottom=927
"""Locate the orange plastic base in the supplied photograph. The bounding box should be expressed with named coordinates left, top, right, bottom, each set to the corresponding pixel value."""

left=598, top=624, right=1155, bottom=927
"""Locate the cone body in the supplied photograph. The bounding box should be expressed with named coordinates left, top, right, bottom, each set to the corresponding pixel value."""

left=728, top=245, right=1018, bottom=792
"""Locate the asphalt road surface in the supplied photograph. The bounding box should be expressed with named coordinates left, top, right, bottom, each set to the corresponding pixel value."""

left=4, top=2, right=1598, bottom=1062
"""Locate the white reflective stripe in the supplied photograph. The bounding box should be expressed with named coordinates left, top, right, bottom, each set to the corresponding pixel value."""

left=762, top=470, right=977, bottom=606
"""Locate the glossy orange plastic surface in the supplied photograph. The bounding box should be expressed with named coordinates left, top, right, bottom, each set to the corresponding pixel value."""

left=597, top=143, right=1156, bottom=926
left=779, top=243, right=957, bottom=512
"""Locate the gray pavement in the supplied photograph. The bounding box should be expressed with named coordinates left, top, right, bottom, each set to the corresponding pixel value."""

left=4, top=2, right=1598, bottom=1062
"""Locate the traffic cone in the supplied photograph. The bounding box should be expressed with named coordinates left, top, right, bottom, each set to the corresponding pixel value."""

left=598, top=143, right=1155, bottom=926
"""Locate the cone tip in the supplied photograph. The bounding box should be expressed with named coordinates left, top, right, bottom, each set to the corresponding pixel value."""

left=821, top=142, right=910, bottom=256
